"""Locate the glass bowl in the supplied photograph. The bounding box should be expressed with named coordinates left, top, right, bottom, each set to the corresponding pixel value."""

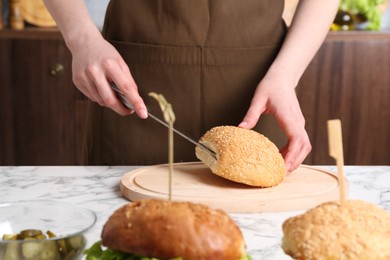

left=0, top=201, right=96, bottom=260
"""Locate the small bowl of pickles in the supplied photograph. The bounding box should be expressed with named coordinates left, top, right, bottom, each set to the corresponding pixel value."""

left=0, top=201, right=96, bottom=260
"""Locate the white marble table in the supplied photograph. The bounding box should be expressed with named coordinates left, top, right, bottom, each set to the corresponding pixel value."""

left=1, top=166, right=389, bottom=260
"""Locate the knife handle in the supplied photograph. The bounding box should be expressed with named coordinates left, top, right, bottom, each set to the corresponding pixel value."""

left=110, top=83, right=134, bottom=110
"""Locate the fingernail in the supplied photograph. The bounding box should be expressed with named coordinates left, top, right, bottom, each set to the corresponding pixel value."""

left=139, top=108, right=148, bottom=119
left=238, top=121, right=247, bottom=127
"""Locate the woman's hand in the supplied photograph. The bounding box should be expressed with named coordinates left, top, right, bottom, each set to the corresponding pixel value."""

left=70, top=35, right=148, bottom=118
left=42, top=0, right=148, bottom=119
left=239, top=77, right=311, bottom=173
left=239, top=0, right=339, bottom=172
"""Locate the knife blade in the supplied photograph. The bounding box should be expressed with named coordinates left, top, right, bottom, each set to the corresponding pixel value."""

left=110, top=83, right=217, bottom=159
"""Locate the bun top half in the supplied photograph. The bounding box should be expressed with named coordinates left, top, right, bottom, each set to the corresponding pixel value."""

left=282, top=200, right=390, bottom=259
left=101, top=199, right=246, bottom=260
left=196, top=125, right=285, bottom=187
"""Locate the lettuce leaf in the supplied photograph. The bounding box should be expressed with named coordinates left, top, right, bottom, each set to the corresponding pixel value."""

left=84, top=241, right=180, bottom=260
left=240, top=254, right=252, bottom=260
left=84, top=241, right=251, bottom=260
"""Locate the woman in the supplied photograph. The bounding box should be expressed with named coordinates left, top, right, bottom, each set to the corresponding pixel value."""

left=43, top=0, right=339, bottom=172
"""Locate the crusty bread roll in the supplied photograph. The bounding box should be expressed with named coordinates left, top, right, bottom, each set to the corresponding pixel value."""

left=282, top=200, right=390, bottom=260
left=101, top=199, right=247, bottom=260
left=195, top=125, right=286, bottom=187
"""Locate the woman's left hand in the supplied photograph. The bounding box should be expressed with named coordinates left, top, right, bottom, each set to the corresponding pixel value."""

left=237, top=0, right=339, bottom=173
left=238, top=76, right=311, bottom=173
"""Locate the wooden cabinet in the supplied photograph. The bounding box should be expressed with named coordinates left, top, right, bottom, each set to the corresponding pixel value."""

left=0, top=30, right=389, bottom=165
left=0, top=29, right=88, bottom=165
left=298, top=32, right=390, bottom=165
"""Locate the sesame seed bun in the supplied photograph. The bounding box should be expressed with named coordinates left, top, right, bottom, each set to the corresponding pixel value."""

left=195, top=125, right=286, bottom=187
left=282, top=200, right=390, bottom=259
left=101, top=199, right=247, bottom=260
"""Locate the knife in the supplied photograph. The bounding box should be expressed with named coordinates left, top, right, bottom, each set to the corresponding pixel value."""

left=110, top=83, right=217, bottom=159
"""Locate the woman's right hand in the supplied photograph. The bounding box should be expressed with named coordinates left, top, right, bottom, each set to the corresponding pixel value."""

left=41, top=0, right=147, bottom=118
left=70, top=34, right=148, bottom=118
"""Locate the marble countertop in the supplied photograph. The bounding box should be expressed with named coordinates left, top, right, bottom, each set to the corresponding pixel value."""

left=1, top=165, right=389, bottom=259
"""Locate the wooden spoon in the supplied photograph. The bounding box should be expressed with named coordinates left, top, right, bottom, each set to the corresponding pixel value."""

left=327, top=119, right=347, bottom=205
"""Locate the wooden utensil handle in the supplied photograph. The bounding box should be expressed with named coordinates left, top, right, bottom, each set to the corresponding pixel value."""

left=9, top=0, right=24, bottom=29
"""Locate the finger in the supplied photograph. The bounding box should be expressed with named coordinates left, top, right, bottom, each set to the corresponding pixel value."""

left=293, top=141, right=312, bottom=170
left=293, top=132, right=312, bottom=168
left=73, top=73, right=104, bottom=106
left=98, top=80, right=133, bottom=116
left=282, top=138, right=302, bottom=173
left=238, top=97, right=266, bottom=129
left=105, top=59, right=148, bottom=119
left=270, top=100, right=309, bottom=170
left=86, top=63, right=132, bottom=116
left=282, top=131, right=311, bottom=173
left=77, top=84, right=95, bottom=102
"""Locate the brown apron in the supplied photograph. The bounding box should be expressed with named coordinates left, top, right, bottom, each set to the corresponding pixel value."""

left=84, top=0, right=287, bottom=165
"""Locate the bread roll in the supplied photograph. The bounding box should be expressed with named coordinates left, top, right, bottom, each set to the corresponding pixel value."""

left=195, top=125, right=285, bottom=187
left=101, top=199, right=246, bottom=260
left=282, top=200, right=390, bottom=260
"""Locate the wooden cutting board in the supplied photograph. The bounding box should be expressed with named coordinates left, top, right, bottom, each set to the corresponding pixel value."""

left=120, top=162, right=348, bottom=213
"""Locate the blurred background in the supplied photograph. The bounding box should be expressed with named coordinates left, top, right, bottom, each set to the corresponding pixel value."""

left=0, top=0, right=389, bottom=166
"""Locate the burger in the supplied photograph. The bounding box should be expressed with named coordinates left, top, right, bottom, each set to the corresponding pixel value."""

left=282, top=200, right=390, bottom=259
left=195, top=125, right=286, bottom=187
left=84, top=199, right=251, bottom=260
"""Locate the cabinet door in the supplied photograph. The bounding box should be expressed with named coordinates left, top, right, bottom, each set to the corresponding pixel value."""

left=1, top=36, right=88, bottom=165
left=0, top=38, right=14, bottom=164
left=297, top=33, right=390, bottom=165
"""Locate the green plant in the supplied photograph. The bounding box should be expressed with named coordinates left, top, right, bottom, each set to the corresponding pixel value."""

left=340, top=0, right=385, bottom=30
